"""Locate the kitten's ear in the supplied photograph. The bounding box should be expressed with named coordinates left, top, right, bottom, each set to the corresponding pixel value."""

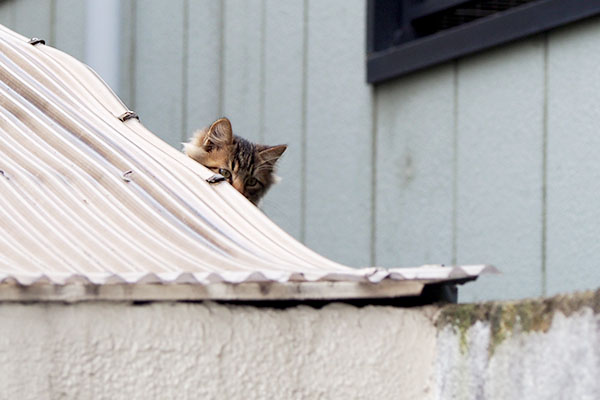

left=203, top=117, right=233, bottom=150
left=259, top=145, right=287, bottom=164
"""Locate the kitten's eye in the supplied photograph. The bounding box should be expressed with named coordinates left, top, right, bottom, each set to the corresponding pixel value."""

left=218, top=168, right=232, bottom=180
left=247, top=177, right=258, bottom=187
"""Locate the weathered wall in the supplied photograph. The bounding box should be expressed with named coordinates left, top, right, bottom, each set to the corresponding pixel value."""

left=436, top=290, right=600, bottom=399
left=0, top=302, right=437, bottom=400
left=2, top=1, right=600, bottom=301
left=437, top=311, right=600, bottom=399
left=1, top=290, right=599, bottom=399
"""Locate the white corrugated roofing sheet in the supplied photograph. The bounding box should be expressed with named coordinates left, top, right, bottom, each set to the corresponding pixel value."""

left=0, top=25, right=496, bottom=302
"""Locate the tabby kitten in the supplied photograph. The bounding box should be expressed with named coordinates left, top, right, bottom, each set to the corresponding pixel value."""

left=184, top=117, right=287, bottom=206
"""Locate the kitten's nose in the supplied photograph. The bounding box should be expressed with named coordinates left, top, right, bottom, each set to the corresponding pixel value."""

left=232, top=179, right=247, bottom=197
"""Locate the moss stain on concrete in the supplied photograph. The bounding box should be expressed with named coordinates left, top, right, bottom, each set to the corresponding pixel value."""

left=437, top=288, right=600, bottom=355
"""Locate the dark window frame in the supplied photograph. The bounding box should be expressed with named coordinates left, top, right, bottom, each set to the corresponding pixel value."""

left=367, top=0, right=600, bottom=84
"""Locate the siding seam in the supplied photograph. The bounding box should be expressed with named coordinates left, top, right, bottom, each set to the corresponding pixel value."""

left=451, top=60, right=459, bottom=265
left=370, top=86, right=378, bottom=267
left=181, top=0, right=189, bottom=143
left=128, top=0, right=137, bottom=110
left=541, top=32, right=549, bottom=296
left=10, top=1, right=16, bottom=28
left=218, top=0, right=225, bottom=117
left=299, top=0, right=308, bottom=243
left=258, top=0, right=266, bottom=143
left=49, top=0, right=56, bottom=46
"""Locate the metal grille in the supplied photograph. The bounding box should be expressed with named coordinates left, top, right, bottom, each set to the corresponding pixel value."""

left=413, top=0, right=537, bottom=36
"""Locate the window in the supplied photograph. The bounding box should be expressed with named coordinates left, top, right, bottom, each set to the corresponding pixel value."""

left=367, top=0, right=600, bottom=84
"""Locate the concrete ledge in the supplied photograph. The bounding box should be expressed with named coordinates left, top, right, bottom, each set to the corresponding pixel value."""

left=0, top=280, right=426, bottom=302
left=436, top=288, right=600, bottom=399
left=0, top=301, right=438, bottom=399
left=0, top=288, right=598, bottom=399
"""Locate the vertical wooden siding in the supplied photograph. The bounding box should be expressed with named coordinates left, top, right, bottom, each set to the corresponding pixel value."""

left=374, top=64, right=455, bottom=269
left=2, top=1, right=600, bottom=300
left=455, top=38, right=545, bottom=301
left=546, top=18, right=600, bottom=296
left=304, top=0, right=373, bottom=267
left=131, top=0, right=186, bottom=148
left=262, top=0, right=305, bottom=239
left=0, top=0, right=85, bottom=60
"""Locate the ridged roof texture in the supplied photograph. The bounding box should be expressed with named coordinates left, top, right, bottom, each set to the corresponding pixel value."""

left=0, top=25, right=494, bottom=301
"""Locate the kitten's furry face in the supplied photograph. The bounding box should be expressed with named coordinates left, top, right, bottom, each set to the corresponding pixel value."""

left=184, top=117, right=287, bottom=206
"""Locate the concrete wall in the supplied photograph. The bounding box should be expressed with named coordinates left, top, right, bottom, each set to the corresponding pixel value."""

left=0, top=301, right=437, bottom=400
left=1, top=289, right=598, bottom=399
left=1, top=1, right=600, bottom=301
left=436, top=290, right=600, bottom=399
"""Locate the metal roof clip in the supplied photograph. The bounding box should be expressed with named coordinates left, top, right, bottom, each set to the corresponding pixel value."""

left=118, top=111, right=139, bottom=122
left=28, top=38, right=46, bottom=46
left=206, top=174, right=226, bottom=184
left=121, top=170, right=133, bottom=182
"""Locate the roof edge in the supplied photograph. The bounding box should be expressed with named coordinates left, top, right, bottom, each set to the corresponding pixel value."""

left=0, top=265, right=497, bottom=303
left=0, top=280, right=428, bottom=303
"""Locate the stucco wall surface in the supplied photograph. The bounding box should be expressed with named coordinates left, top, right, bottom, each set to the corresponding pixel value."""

left=1, top=289, right=600, bottom=399
left=436, top=292, right=600, bottom=400
left=0, top=302, right=437, bottom=400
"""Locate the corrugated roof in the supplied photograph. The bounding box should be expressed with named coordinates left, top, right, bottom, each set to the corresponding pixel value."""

left=0, top=24, right=496, bottom=302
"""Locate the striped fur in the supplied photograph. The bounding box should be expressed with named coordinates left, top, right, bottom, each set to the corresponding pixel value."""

left=183, top=117, right=286, bottom=206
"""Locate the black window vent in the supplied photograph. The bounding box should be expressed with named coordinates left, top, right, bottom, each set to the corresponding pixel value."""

left=412, top=0, right=537, bottom=37
left=367, top=0, right=600, bottom=84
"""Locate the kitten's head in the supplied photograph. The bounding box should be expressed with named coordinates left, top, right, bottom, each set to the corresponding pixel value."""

left=184, top=117, right=287, bottom=205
